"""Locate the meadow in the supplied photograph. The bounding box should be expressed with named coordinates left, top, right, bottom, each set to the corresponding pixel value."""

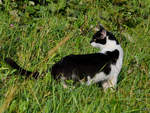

left=0, top=0, right=150, bottom=112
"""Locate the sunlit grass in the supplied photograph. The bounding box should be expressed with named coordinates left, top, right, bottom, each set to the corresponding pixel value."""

left=0, top=0, right=150, bottom=113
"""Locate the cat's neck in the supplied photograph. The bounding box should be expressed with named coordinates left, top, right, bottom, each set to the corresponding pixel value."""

left=100, top=44, right=122, bottom=53
left=100, top=39, right=122, bottom=54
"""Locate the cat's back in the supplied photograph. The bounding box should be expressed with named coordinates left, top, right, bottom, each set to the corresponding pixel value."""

left=52, top=52, right=111, bottom=69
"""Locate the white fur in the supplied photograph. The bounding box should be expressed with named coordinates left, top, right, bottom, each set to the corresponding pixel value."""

left=89, top=36, right=123, bottom=90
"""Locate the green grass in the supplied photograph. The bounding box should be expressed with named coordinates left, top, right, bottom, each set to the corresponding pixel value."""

left=0, top=0, right=150, bottom=113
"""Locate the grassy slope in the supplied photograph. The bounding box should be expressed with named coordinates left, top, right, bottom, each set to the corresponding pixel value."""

left=0, top=0, right=150, bottom=113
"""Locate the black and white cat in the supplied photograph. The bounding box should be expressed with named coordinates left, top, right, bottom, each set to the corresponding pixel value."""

left=51, top=25, right=123, bottom=89
left=5, top=25, right=123, bottom=90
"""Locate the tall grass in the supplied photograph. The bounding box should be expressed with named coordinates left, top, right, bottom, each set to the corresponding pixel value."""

left=0, top=0, right=150, bottom=112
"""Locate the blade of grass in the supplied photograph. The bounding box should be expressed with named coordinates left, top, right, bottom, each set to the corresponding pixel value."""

left=0, top=86, right=17, bottom=113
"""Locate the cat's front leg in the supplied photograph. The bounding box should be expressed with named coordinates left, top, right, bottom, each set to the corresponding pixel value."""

left=86, top=72, right=109, bottom=86
left=102, top=80, right=110, bottom=90
left=86, top=76, right=92, bottom=85
left=102, top=76, right=117, bottom=91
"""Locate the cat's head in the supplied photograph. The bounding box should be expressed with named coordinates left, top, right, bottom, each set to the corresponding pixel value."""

left=90, top=24, right=119, bottom=50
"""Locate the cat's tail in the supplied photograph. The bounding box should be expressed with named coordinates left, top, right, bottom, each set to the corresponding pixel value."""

left=5, top=58, right=39, bottom=79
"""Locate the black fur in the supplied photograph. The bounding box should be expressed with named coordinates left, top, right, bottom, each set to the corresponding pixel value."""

left=5, top=58, right=39, bottom=79
left=5, top=49, right=119, bottom=80
left=107, top=32, right=119, bottom=44
left=51, top=49, right=119, bottom=80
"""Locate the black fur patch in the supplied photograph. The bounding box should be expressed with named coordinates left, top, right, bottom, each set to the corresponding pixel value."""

left=51, top=49, right=119, bottom=80
left=103, top=49, right=119, bottom=75
left=106, top=49, right=119, bottom=64
left=107, top=32, right=119, bottom=44
left=5, top=58, right=39, bottom=79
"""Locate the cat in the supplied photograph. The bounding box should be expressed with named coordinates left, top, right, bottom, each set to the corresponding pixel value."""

left=5, top=24, right=123, bottom=90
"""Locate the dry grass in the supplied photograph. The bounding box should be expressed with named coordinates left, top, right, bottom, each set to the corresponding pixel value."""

left=0, top=86, right=17, bottom=113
